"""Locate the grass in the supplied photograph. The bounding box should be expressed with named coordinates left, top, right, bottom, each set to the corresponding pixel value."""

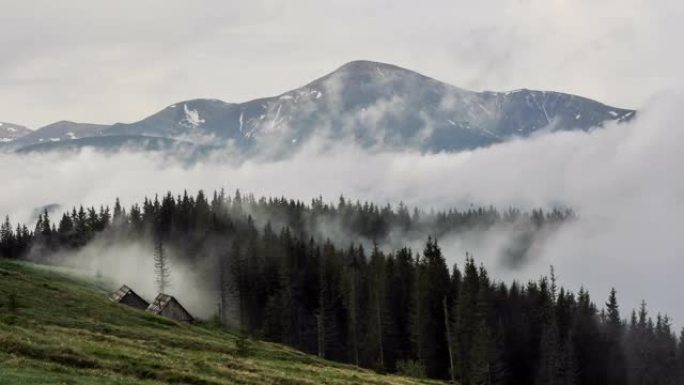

left=0, top=259, right=442, bottom=384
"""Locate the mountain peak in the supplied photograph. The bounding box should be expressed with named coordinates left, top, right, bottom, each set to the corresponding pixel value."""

left=304, top=59, right=438, bottom=93
left=47, top=120, right=77, bottom=126
left=336, top=60, right=407, bottom=72
left=0, top=122, right=32, bottom=143
left=329, top=60, right=426, bottom=80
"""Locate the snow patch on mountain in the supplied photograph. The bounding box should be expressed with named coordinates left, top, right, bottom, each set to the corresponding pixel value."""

left=180, top=104, right=206, bottom=128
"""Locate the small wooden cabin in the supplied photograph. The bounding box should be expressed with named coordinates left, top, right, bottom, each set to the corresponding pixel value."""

left=110, top=285, right=150, bottom=310
left=146, top=294, right=193, bottom=322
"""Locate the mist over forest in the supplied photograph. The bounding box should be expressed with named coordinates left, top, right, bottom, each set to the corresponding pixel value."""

left=2, top=91, right=683, bottom=323
left=0, top=183, right=679, bottom=383
left=2, top=91, right=684, bottom=383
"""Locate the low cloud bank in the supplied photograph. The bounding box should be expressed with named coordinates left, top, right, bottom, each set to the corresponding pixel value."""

left=2, top=91, right=683, bottom=323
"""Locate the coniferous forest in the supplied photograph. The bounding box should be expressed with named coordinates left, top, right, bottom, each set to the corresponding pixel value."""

left=1, top=190, right=682, bottom=384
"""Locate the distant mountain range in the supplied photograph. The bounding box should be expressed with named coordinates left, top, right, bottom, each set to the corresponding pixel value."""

left=0, top=122, right=32, bottom=143
left=11, top=121, right=109, bottom=147
left=0, top=60, right=635, bottom=155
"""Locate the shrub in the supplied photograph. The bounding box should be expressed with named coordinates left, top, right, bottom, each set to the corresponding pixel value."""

left=7, top=293, right=18, bottom=313
left=235, top=333, right=253, bottom=357
left=396, top=359, right=426, bottom=379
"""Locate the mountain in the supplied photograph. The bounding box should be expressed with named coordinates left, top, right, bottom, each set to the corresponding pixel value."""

left=0, top=122, right=31, bottom=143
left=12, top=120, right=108, bottom=147
left=16, top=134, right=216, bottom=160
left=106, top=99, right=248, bottom=146
left=9, top=60, right=635, bottom=154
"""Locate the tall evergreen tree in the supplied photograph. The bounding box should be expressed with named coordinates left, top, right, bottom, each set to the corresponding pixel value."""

left=604, top=288, right=627, bottom=385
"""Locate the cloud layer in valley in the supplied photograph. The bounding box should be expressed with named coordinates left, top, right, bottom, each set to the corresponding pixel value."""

left=1, top=91, right=683, bottom=324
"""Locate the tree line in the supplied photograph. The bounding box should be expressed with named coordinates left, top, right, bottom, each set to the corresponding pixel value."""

left=1, top=190, right=681, bottom=384
left=0, top=190, right=571, bottom=261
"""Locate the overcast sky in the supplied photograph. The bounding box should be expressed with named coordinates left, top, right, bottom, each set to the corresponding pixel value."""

left=1, top=0, right=682, bottom=128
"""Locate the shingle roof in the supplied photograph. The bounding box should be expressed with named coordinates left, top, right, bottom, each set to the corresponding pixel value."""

left=147, top=293, right=173, bottom=314
left=109, top=284, right=135, bottom=302
left=146, top=293, right=193, bottom=321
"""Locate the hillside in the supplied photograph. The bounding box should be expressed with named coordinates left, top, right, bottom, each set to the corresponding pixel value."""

left=0, top=259, right=440, bottom=385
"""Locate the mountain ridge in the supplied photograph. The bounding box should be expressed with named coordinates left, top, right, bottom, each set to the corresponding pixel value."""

left=0, top=122, right=32, bottom=143
left=2, top=60, right=635, bottom=154
left=10, top=121, right=109, bottom=146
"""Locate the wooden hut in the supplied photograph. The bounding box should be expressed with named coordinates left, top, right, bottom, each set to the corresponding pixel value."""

left=109, top=285, right=150, bottom=310
left=146, top=294, right=193, bottom=322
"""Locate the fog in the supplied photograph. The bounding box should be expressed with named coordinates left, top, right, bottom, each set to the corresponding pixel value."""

left=46, top=239, right=217, bottom=319
left=1, top=91, right=683, bottom=322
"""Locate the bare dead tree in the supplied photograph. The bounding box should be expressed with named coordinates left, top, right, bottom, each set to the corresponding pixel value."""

left=153, top=231, right=170, bottom=294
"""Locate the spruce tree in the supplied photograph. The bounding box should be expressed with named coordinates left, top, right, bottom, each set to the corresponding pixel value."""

left=604, top=288, right=627, bottom=385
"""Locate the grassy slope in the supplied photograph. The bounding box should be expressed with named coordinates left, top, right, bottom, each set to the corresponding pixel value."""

left=0, top=260, right=441, bottom=385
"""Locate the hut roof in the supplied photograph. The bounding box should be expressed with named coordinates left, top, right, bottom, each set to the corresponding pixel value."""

left=110, top=285, right=138, bottom=302
left=147, top=293, right=173, bottom=313
left=146, top=293, right=193, bottom=322
left=109, top=285, right=150, bottom=310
